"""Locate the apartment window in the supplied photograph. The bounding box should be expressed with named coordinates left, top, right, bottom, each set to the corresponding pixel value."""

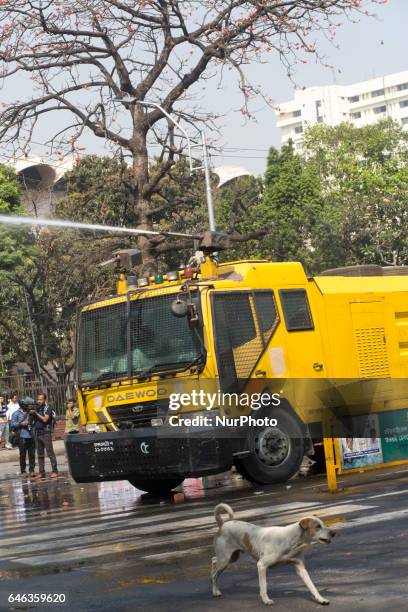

left=316, top=100, right=322, bottom=108
left=317, top=116, right=324, bottom=123
left=402, top=117, right=408, bottom=125
left=399, top=100, right=408, bottom=108
left=373, top=105, right=386, bottom=114
left=371, top=89, right=385, bottom=98
left=348, top=95, right=360, bottom=103
left=397, top=83, right=408, bottom=91
left=351, top=111, right=362, bottom=119
left=293, top=110, right=301, bottom=118
left=294, top=125, right=303, bottom=134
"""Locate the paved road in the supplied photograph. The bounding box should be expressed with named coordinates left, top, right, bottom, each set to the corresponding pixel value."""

left=0, top=463, right=407, bottom=612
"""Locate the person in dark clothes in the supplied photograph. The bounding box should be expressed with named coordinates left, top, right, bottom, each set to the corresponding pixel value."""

left=11, top=399, right=36, bottom=477
left=31, top=392, right=58, bottom=479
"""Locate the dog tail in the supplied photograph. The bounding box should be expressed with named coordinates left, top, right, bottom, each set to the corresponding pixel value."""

left=214, top=503, right=234, bottom=528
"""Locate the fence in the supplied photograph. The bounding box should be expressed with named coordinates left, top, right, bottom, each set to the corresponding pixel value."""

left=0, top=376, right=75, bottom=418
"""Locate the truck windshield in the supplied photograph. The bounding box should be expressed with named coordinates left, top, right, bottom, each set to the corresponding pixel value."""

left=77, top=292, right=203, bottom=384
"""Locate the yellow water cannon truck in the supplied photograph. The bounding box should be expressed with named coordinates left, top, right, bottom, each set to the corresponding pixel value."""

left=65, top=232, right=408, bottom=494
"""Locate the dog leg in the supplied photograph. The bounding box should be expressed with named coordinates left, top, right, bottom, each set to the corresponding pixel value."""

left=257, top=560, right=274, bottom=605
left=211, top=555, right=229, bottom=597
left=293, top=560, right=329, bottom=605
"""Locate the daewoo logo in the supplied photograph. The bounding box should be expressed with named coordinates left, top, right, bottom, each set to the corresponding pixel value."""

left=106, top=388, right=167, bottom=403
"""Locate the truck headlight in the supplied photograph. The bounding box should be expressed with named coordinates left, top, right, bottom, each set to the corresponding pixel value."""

left=86, top=423, right=104, bottom=433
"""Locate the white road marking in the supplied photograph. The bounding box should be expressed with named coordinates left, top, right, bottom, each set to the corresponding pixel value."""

left=341, top=508, right=408, bottom=528
left=0, top=501, right=323, bottom=551
left=366, top=488, right=408, bottom=500
left=3, top=477, right=408, bottom=568
left=9, top=502, right=374, bottom=566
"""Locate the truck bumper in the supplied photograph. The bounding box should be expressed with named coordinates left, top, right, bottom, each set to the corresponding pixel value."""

left=65, top=427, right=239, bottom=483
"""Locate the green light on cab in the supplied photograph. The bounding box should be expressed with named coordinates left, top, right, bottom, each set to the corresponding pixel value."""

left=154, top=274, right=164, bottom=284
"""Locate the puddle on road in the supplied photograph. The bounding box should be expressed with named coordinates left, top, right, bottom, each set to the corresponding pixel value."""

left=0, top=469, right=250, bottom=529
left=0, top=470, right=250, bottom=581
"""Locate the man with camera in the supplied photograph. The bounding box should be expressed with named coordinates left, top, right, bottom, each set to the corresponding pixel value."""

left=31, top=392, right=58, bottom=479
left=10, top=398, right=35, bottom=477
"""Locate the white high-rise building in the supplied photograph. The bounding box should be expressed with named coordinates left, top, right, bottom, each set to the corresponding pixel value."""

left=275, top=70, right=408, bottom=148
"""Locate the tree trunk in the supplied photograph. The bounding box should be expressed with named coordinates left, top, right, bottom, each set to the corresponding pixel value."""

left=131, top=109, right=157, bottom=276
left=136, top=198, right=157, bottom=277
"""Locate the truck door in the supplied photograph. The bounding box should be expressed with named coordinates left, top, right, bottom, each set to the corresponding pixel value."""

left=278, top=288, right=326, bottom=379
left=277, top=288, right=327, bottom=425
left=211, top=291, right=265, bottom=392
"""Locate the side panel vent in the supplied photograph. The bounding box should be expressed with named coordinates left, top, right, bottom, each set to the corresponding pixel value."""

left=354, top=327, right=390, bottom=378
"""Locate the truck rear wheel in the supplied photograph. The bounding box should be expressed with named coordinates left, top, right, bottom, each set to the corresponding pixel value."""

left=234, top=407, right=305, bottom=484
left=128, top=477, right=184, bottom=495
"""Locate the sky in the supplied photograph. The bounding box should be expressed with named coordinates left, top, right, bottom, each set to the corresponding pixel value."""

left=212, top=0, right=408, bottom=174
left=1, top=0, right=407, bottom=177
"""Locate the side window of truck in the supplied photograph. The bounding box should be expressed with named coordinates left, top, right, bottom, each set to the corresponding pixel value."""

left=213, top=292, right=264, bottom=390
left=279, top=289, right=314, bottom=331
left=253, top=291, right=279, bottom=344
left=213, top=292, right=257, bottom=348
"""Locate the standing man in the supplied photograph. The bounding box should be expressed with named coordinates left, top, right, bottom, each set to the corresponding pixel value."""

left=11, top=399, right=35, bottom=477
left=6, top=393, right=20, bottom=450
left=32, top=392, right=58, bottom=479
left=65, top=399, right=80, bottom=435
left=0, top=394, right=8, bottom=446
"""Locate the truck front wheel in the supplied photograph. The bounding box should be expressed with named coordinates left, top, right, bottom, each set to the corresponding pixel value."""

left=234, top=407, right=305, bottom=484
left=128, top=477, right=184, bottom=495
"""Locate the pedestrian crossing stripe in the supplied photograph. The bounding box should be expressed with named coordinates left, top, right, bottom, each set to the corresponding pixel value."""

left=1, top=480, right=408, bottom=569
left=3, top=502, right=374, bottom=567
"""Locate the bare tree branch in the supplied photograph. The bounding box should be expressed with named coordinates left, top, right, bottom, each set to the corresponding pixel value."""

left=0, top=0, right=381, bottom=271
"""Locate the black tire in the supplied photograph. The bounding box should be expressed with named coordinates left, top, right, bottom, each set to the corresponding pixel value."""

left=235, top=406, right=305, bottom=484
left=128, top=477, right=184, bottom=495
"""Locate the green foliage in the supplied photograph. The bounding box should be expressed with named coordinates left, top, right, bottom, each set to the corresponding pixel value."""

left=0, top=164, right=21, bottom=212
left=304, top=119, right=408, bottom=268
left=0, top=164, right=36, bottom=374
left=255, top=141, right=323, bottom=268
left=254, top=120, right=408, bottom=273
left=56, top=155, right=136, bottom=225
left=151, top=159, right=208, bottom=231
left=216, top=174, right=263, bottom=261
left=0, top=163, right=33, bottom=272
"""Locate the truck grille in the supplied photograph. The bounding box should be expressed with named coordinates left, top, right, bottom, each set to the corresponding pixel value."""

left=106, top=401, right=168, bottom=429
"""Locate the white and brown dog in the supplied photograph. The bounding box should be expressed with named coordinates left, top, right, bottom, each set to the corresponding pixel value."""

left=211, top=503, right=336, bottom=606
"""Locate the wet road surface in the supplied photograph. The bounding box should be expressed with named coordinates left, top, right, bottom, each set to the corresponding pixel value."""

left=0, top=464, right=408, bottom=612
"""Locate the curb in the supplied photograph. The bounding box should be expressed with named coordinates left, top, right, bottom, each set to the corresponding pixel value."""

left=0, top=440, right=66, bottom=464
